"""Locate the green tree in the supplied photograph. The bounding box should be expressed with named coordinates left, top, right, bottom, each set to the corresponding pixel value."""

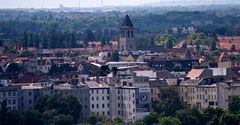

left=155, top=34, right=176, bottom=48
left=176, top=108, right=204, bottom=125
left=228, top=96, right=240, bottom=114
left=202, top=107, right=224, bottom=125
left=86, top=113, right=98, bottom=125
left=113, top=117, right=124, bottom=124
left=22, top=110, right=44, bottom=125
left=133, top=120, right=144, bottom=125
left=142, top=112, right=158, bottom=125
left=6, top=63, right=21, bottom=73
left=220, top=112, right=239, bottom=125
left=35, top=93, right=81, bottom=123
left=111, top=51, right=119, bottom=61
left=20, top=50, right=34, bottom=57
left=53, top=114, right=73, bottom=125
left=210, top=40, right=217, bottom=50
left=158, top=116, right=181, bottom=125
left=152, top=87, right=183, bottom=115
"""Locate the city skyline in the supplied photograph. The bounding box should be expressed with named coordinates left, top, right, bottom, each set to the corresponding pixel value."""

left=0, top=0, right=239, bottom=9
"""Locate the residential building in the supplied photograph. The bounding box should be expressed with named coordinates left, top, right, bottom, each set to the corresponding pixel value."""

left=217, top=36, right=240, bottom=51
left=178, top=78, right=218, bottom=108
left=0, top=85, right=22, bottom=111
left=217, top=82, right=240, bottom=110
left=21, top=85, right=51, bottom=111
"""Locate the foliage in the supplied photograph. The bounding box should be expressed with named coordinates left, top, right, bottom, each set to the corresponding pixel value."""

left=158, top=116, right=181, bottom=125
left=176, top=108, right=205, bottom=125
left=22, top=110, right=45, bottom=125
left=52, top=114, right=73, bottom=125
left=228, top=95, right=240, bottom=114
left=86, top=113, right=98, bottom=125
left=152, top=87, right=183, bottom=115
left=6, top=63, right=21, bottom=73
left=20, top=50, right=34, bottom=57
left=35, top=93, right=82, bottom=123
left=142, top=112, right=158, bottom=125
left=111, top=51, right=119, bottom=61
left=220, top=112, right=239, bottom=125
left=49, top=64, right=75, bottom=74
left=155, top=34, right=176, bottom=48
left=0, top=100, right=21, bottom=125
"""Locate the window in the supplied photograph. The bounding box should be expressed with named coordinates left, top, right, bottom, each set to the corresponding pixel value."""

left=29, top=92, right=32, bottom=96
left=96, top=97, right=98, bottom=100
left=8, top=92, right=11, bottom=96
left=129, top=83, right=133, bottom=86
left=131, top=31, right=134, bottom=38
left=92, top=97, right=94, bottom=101
left=102, top=97, right=104, bottom=100
left=118, top=111, right=121, bottom=115
left=96, top=90, right=99, bottom=94
left=13, top=99, right=16, bottom=105
left=12, top=91, right=16, bottom=96
left=127, top=31, right=130, bottom=38
left=123, top=81, right=127, bottom=86
left=108, top=104, right=110, bottom=107
left=102, top=104, right=105, bottom=108
left=102, top=89, right=104, bottom=94
left=118, top=103, right=120, bottom=107
left=29, top=100, right=32, bottom=104
left=3, top=92, right=6, bottom=97
left=209, top=101, right=214, bottom=106
left=92, top=104, right=94, bottom=109
left=97, top=104, right=99, bottom=108
left=8, top=100, right=11, bottom=105
left=107, top=96, right=110, bottom=100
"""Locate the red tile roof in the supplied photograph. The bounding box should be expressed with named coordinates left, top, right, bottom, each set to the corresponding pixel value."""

left=217, top=36, right=240, bottom=50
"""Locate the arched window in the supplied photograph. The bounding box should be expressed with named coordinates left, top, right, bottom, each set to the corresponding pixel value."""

left=131, top=31, right=134, bottom=38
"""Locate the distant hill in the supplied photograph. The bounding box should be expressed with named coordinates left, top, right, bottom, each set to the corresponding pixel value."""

left=142, top=0, right=240, bottom=6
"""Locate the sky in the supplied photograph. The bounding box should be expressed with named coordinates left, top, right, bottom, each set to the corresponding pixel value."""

left=0, top=0, right=162, bottom=8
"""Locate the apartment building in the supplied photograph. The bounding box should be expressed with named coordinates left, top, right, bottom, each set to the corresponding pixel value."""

left=217, top=82, right=240, bottom=110
left=21, top=85, right=51, bottom=111
left=0, top=85, right=22, bottom=111
left=53, top=84, right=90, bottom=119
left=178, top=78, right=218, bottom=108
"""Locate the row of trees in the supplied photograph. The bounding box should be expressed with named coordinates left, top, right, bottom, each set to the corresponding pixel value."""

left=1, top=10, right=240, bottom=47
left=18, top=29, right=112, bottom=49
left=0, top=94, right=82, bottom=125
left=132, top=87, right=240, bottom=125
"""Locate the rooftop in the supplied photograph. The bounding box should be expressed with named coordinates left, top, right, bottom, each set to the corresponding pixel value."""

left=121, top=15, right=134, bottom=28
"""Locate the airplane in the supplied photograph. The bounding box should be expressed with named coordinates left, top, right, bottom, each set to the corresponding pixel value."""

left=90, top=61, right=147, bottom=76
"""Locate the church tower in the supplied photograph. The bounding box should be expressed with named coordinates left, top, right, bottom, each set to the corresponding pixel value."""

left=119, top=15, right=136, bottom=52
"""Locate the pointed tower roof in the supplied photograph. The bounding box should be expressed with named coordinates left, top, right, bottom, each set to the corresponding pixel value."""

left=121, top=15, right=134, bottom=28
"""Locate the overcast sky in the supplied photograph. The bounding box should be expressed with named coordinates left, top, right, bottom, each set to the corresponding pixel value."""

left=0, top=0, right=164, bottom=8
